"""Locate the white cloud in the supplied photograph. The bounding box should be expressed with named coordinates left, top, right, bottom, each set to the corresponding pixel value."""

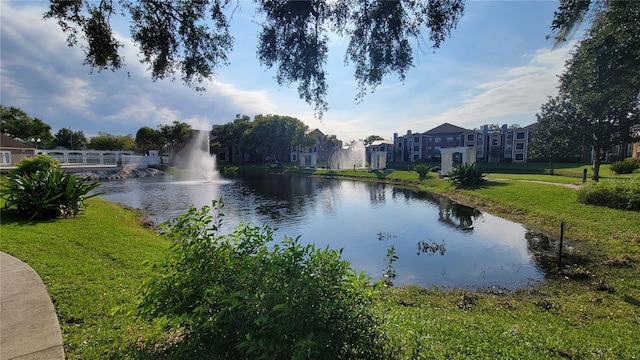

left=406, top=42, right=577, bottom=130
left=0, top=2, right=279, bottom=136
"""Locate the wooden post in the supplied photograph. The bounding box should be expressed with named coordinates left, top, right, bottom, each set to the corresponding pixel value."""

left=558, top=221, right=565, bottom=273
left=582, top=168, right=587, bottom=183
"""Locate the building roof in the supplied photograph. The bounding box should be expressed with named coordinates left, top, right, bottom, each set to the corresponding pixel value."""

left=309, top=129, right=325, bottom=137
left=424, top=122, right=468, bottom=135
left=0, top=134, right=32, bottom=149
left=369, top=140, right=394, bottom=146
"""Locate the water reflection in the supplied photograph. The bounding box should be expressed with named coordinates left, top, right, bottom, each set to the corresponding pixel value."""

left=437, top=198, right=482, bottom=233
left=96, top=174, right=546, bottom=289
left=416, top=239, right=447, bottom=256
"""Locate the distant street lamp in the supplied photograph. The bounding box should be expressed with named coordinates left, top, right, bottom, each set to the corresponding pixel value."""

left=30, top=137, right=42, bottom=149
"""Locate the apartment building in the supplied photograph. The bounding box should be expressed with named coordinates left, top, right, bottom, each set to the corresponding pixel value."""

left=393, top=123, right=532, bottom=163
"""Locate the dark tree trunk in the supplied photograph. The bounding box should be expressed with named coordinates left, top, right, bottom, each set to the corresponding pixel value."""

left=592, top=148, right=602, bottom=181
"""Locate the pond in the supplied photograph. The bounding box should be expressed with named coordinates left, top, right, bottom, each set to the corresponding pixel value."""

left=96, top=174, right=546, bottom=289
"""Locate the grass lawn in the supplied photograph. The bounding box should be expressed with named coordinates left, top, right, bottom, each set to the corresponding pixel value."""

left=1, top=163, right=639, bottom=359
left=0, top=198, right=170, bottom=359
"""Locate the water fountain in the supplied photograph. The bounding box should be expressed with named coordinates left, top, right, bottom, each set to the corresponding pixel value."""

left=175, top=130, right=219, bottom=181
left=328, top=140, right=367, bottom=169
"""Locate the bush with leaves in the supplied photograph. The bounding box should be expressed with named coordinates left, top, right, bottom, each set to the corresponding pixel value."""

left=577, top=178, right=640, bottom=211
left=2, top=157, right=101, bottom=220
left=139, top=200, right=388, bottom=359
left=610, top=158, right=639, bottom=174
left=449, top=163, right=487, bottom=187
left=8, top=154, right=60, bottom=177
left=414, top=163, right=432, bottom=178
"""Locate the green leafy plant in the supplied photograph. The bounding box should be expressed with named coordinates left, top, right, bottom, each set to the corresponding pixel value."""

left=8, top=154, right=60, bottom=176
left=449, top=163, right=487, bottom=187
left=139, top=200, right=387, bottom=359
left=2, top=165, right=102, bottom=220
left=414, top=163, right=432, bottom=178
left=610, top=159, right=639, bottom=174
left=576, top=178, right=640, bottom=211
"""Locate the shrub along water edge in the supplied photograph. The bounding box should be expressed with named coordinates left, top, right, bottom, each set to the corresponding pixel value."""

left=139, top=200, right=388, bottom=359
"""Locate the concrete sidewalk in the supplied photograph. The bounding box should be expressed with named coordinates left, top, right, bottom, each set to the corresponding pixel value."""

left=0, top=252, right=65, bottom=360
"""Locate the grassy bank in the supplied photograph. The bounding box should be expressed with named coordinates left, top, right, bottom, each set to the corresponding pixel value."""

left=0, top=199, right=170, bottom=359
left=1, top=165, right=639, bottom=358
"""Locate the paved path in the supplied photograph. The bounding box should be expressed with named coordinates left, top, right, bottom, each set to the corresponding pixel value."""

left=0, top=252, right=65, bottom=360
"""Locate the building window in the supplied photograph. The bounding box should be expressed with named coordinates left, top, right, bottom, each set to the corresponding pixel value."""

left=380, top=146, right=385, bottom=151
left=413, top=154, right=419, bottom=160
left=492, top=139, right=498, bottom=146
left=516, top=132, right=525, bottom=140
left=435, top=137, right=441, bottom=143
left=515, top=154, right=524, bottom=161
left=446, top=136, right=453, bottom=142
left=413, top=146, right=419, bottom=151
left=292, top=154, right=297, bottom=161
left=516, top=143, right=524, bottom=150
left=467, top=134, right=474, bottom=141
left=414, top=136, right=420, bottom=142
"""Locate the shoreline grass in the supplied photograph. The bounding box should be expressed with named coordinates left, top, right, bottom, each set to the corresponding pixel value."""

left=2, top=164, right=639, bottom=358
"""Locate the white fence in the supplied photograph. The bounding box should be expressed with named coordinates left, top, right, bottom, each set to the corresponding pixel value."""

left=38, top=150, right=159, bottom=167
left=121, top=154, right=160, bottom=167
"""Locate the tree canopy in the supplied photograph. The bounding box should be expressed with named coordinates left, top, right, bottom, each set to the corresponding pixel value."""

left=1, top=105, right=54, bottom=147
left=135, top=126, right=165, bottom=154
left=529, top=96, right=582, bottom=173
left=54, top=128, right=88, bottom=150
left=87, top=132, right=135, bottom=150
left=44, top=0, right=464, bottom=117
left=159, top=121, right=196, bottom=157
left=243, top=114, right=316, bottom=162
left=550, top=0, right=640, bottom=180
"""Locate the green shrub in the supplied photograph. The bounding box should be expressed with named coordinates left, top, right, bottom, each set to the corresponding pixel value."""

left=577, top=178, right=640, bottom=211
left=8, top=154, right=60, bottom=177
left=2, top=167, right=101, bottom=220
left=414, top=163, right=432, bottom=178
left=139, top=200, right=387, bottom=359
left=610, top=159, right=639, bottom=174
left=449, top=163, right=487, bottom=187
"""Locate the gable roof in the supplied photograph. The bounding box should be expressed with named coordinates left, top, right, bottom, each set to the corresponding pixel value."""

left=309, top=129, right=325, bottom=137
left=369, top=140, right=393, bottom=146
left=0, top=134, right=32, bottom=149
left=424, top=122, right=468, bottom=135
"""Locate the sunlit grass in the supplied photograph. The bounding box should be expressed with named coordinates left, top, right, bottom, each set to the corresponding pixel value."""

left=0, top=198, right=170, bottom=359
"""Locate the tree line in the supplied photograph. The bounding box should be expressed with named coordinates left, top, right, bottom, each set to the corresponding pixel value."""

left=1, top=106, right=347, bottom=164
left=0, top=104, right=196, bottom=153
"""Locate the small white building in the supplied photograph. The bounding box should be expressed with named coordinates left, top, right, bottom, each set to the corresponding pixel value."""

left=367, top=140, right=394, bottom=170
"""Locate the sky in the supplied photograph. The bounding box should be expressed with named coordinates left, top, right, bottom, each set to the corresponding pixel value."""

left=0, top=1, right=582, bottom=143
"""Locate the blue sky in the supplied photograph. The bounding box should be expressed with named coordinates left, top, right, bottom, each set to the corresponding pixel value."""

left=0, top=1, right=580, bottom=142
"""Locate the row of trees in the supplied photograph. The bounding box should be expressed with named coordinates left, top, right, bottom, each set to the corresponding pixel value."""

left=1, top=105, right=197, bottom=154
left=212, top=114, right=316, bottom=163
left=530, top=0, right=640, bottom=180
left=2, top=105, right=339, bottom=164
